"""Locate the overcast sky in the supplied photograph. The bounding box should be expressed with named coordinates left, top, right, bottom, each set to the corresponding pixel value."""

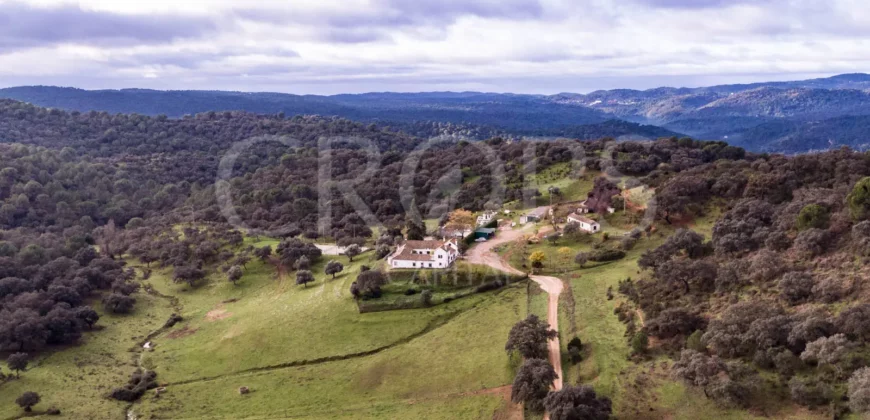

left=0, top=0, right=867, bottom=94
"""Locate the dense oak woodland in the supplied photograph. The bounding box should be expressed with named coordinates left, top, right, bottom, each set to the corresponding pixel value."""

left=620, top=147, right=870, bottom=414
left=4, top=98, right=870, bottom=414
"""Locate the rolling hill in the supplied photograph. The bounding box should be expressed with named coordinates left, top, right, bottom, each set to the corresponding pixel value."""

left=3, top=73, right=870, bottom=152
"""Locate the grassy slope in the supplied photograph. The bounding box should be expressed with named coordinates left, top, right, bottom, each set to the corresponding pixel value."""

left=135, top=283, right=529, bottom=419
left=0, top=291, right=175, bottom=419
left=141, top=254, right=488, bottom=383
left=0, top=248, right=527, bottom=419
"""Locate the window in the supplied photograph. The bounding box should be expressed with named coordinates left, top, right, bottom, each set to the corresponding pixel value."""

left=428, top=263, right=432, bottom=267
left=412, top=262, right=416, bottom=267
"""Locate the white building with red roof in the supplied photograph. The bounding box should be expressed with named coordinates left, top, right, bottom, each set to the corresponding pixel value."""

left=567, top=213, right=601, bottom=233
left=388, top=238, right=460, bottom=269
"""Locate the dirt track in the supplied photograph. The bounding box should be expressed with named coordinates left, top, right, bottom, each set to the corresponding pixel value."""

left=465, top=225, right=565, bottom=393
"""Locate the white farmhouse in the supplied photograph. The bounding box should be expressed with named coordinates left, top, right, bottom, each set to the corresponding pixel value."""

left=567, top=213, right=601, bottom=233
left=388, top=239, right=460, bottom=269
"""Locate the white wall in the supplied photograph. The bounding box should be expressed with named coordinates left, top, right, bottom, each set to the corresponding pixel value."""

left=390, top=259, right=448, bottom=269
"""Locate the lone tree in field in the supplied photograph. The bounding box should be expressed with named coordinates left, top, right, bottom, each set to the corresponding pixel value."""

left=296, top=270, right=315, bottom=288
left=15, top=392, right=40, bottom=412
left=574, top=252, right=588, bottom=267
left=7, top=353, right=28, bottom=378
left=350, top=270, right=387, bottom=299
left=544, top=385, right=613, bottom=420
left=74, top=307, right=100, bottom=329
left=325, top=260, right=344, bottom=279
left=234, top=253, right=251, bottom=269
left=294, top=255, right=311, bottom=271
left=529, top=251, right=546, bottom=272
left=173, top=265, right=206, bottom=287
left=511, top=358, right=558, bottom=412
left=563, top=221, right=580, bottom=237
left=227, top=265, right=243, bottom=285
left=506, top=314, right=557, bottom=360
left=345, top=244, right=361, bottom=262
left=254, top=245, right=272, bottom=262
left=547, top=233, right=559, bottom=246
left=102, top=293, right=136, bottom=314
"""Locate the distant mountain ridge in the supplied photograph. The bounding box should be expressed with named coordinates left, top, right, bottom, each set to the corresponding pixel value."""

left=2, top=73, right=870, bottom=153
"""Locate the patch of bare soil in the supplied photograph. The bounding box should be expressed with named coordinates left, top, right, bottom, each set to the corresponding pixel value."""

left=206, top=308, right=232, bottom=321
left=166, top=326, right=198, bottom=339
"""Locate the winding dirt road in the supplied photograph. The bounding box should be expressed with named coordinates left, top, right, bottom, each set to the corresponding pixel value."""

left=466, top=226, right=564, bottom=392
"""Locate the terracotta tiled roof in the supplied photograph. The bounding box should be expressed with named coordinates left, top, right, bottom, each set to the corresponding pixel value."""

left=392, top=239, right=456, bottom=262
left=567, top=213, right=597, bottom=224
left=405, top=240, right=446, bottom=249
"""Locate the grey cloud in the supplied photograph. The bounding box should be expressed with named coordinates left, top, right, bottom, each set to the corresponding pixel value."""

left=235, top=0, right=543, bottom=31
left=379, top=0, right=544, bottom=22
left=0, top=2, right=218, bottom=51
left=320, top=28, right=392, bottom=44
left=107, top=47, right=300, bottom=70
left=632, top=0, right=775, bottom=8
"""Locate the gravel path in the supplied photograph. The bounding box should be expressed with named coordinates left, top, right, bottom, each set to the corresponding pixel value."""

left=466, top=225, right=565, bottom=408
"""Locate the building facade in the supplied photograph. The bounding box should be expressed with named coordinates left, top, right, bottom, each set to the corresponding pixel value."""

left=388, top=239, right=460, bottom=269
left=567, top=213, right=601, bottom=233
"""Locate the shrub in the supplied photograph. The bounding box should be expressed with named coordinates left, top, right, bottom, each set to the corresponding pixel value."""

left=779, top=272, right=815, bottom=305
left=836, top=304, right=870, bottom=341
left=588, top=249, right=626, bottom=262
left=567, top=336, right=583, bottom=363
left=848, top=367, right=870, bottom=413
left=645, top=309, right=706, bottom=339
left=765, top=231, right=792, bottom=251
left=102, top=293, right=136, bottom=314
left=793, top=228, right=833, bottom=257
left=847, top=177, right=870, bottom=221
left=789, top=377, right=832, bottom=408
left=748, top=250, right=785, bottom=284
left=474, top=280, right=504, bottom=293
left=619, top=236, right=637, bottom=250
left=630, top=331, right=649, bottom=355
left=110, top=369, right=157, bottom=402
left=853, top=221, right=870, bottom=255
left=800, top=334, right=851, bottom=366
left=420, top=289, right=433, bottom=306
left=686, top=330, right=706, bottom=352
left=812, top=275, right=847, bottom=303
left=773, top=349, right=802, bottom=377
left=543, top=385, right=612, bottom=420
left=796, top=204, right=830, bottom=231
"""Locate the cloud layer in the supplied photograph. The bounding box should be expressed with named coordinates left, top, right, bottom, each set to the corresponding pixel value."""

left=0, top=0, right=867, bottom=94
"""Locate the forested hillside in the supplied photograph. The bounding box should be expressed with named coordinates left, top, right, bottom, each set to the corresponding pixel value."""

left=3, top=98, right=870, bottom=418
left=4, top=73, right=870, bottom=153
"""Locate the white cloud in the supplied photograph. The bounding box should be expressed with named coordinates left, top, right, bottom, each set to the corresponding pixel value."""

left=0, top=0, right=867, bottom=93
